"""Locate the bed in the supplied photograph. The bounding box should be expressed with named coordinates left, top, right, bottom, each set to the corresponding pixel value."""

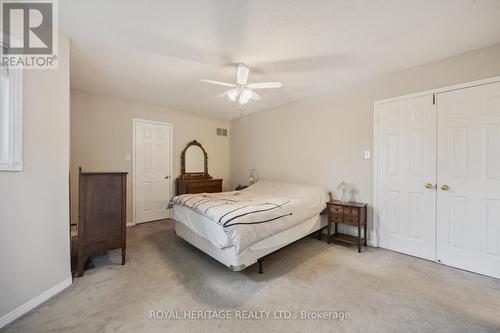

left=171, top=181, right=329, bottom=272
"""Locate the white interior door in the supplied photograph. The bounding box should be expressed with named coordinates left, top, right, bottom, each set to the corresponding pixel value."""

left=436, top=81, right=500, bottom=278
left=377, top=95, right=437, bottom=260
left=134, top=120, right=172, bottom=224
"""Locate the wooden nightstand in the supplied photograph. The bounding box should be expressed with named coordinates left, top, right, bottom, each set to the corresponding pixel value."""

left=326, top=200, right=368, bottom=252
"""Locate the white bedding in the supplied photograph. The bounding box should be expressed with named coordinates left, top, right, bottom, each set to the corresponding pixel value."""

left=175, top=214, right=325, bottom=271
left=173, top=204, right=232, bottom=248
left=172, top=181, right=329, bottom=253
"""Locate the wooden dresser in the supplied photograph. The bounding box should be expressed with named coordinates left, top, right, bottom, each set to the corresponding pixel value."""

left=176, top=176, right=222, bottom=195
left=176, top=140, right=222, bottom=195
left=76, top=168, right=127, bottom=277
left=326, top=200, right=368, bottom=252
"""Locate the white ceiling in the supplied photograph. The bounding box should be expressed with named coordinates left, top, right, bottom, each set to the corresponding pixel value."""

left=60, top=0, right=500, bottom=119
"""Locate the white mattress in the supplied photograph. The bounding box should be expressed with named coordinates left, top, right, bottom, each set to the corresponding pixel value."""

left=174, top=213, right=326, bottom=271
left=173, top=204, right=232, bottom=249
left=172, top=180, right=329, bottom=253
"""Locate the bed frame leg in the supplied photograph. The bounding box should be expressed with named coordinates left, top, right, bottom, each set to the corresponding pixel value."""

left=258, top=259, right=264, bottom=274
left=317, top=229, right=322, bottom=240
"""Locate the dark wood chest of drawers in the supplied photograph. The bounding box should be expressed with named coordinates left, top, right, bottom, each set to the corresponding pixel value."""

left=327, top=200, right=368, bottom=252
left=76, top=168, right=127, bottom=276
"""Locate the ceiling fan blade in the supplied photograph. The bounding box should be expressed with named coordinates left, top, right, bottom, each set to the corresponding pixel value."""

left=200, top=79, right=237, bottom=88
left=246, top=81, right=282, bottom=89
left=251, top=91, right=261, bottom=101
left=236, top=64, right=250, bottom=85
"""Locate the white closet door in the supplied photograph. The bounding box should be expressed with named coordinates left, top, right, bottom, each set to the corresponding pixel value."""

left=437, top=81, right=500, bottom=278
left=377, top=95, right=437, bottom=260
left=134, top=120, right=172, bottom=224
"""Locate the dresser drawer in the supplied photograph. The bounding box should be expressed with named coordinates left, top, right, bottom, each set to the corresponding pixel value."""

left=184, top=180, right=222, bottom=194
left=188, top=181, right=214, bottom=190
left=177, top=178, right=223, bottom=195
left=187, top=183, right=221, bottom=193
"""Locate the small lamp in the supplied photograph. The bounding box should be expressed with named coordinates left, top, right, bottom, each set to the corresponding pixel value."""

left=249, top=169, right=259, bottom=185
left=337, top=180, right=351, bottom=203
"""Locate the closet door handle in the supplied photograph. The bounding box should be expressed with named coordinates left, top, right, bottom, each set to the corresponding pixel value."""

left=424, top=183, right=434, bottom=189
left=440, top=184, right=449, bottom=191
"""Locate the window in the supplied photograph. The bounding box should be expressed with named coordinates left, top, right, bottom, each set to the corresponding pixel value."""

left=0, top=46, right=23, bottom=171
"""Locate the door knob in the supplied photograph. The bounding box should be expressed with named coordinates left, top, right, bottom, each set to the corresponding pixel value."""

left=165, top=176, right=170, bottom=179
left=441, top=184, right=449, bottom=191
left=424, top=183, right=434, bottom=189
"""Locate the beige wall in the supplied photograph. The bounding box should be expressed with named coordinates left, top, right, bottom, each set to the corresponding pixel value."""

left=230, top=43, right=500, bottom=241
left=0, top=34, right=71, bottom=323
left=70, top=91, right=230, bottom=224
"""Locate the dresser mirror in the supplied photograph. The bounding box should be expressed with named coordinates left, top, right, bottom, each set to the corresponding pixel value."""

left=184, top=144, right=206, bottom=174
left=177, top=140, right=222, bottom=195
left=181, top=140, right=207, bottom=175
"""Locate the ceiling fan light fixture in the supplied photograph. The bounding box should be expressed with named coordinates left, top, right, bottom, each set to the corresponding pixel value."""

left=201, top=64, right=283, bottom=107
left=239, top=88, right=252, bottom=104
left=227, top=89, right=238, bottom=101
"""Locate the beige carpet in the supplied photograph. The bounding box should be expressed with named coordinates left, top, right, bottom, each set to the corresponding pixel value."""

left=3, top=220, right=500, bottom=333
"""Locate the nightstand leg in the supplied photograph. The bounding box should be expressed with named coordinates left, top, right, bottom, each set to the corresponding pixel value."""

left=327, top=219, right=331, bottom=244
left=358, top=223, right=361, bottom=253
left=364, top=223, right=367, bottom=246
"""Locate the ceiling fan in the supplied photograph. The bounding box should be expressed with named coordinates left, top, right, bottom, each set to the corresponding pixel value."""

left=201, top=64, right=282, bottom=105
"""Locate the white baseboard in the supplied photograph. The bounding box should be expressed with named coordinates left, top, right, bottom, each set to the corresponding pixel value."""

left=0, top=277, right=72, bottom=329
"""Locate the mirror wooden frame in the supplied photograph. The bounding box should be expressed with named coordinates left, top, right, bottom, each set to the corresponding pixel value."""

left=176, top=140, right=223, bottom=194
left=180, top=140, right=209, bottom=179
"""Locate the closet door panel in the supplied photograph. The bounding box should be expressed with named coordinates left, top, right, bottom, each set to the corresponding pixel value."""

left=377, top=95, right=437, bottom=260
left=437, top=81, right=500, bottom=279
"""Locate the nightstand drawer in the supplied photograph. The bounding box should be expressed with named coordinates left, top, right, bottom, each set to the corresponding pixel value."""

left=330, top=213, right=342, bottom=223
left=343, top=215, right=359, bottom=226
left=343, top=206, right=358, bottom=216
left=329, top=205, right=343, bottom=214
